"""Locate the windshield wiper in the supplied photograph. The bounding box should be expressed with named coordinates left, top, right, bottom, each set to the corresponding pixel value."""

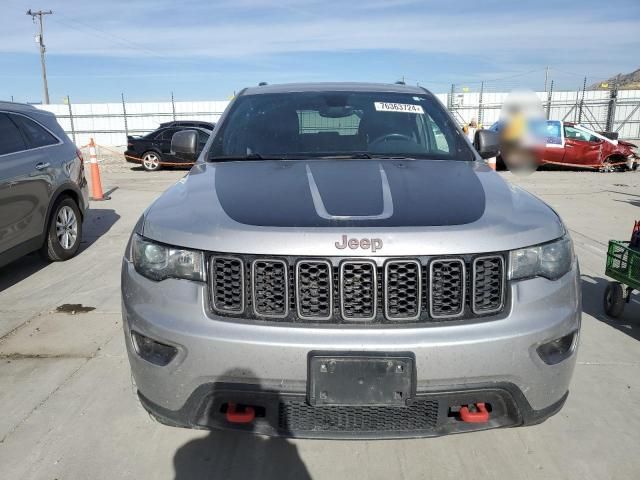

left=314, top=152, right=373, bottom=159
left=311, top=153, right=421, bottom=160
left=209, top=152, right=419, bottom=161
left=208, top=153, right=273, bottom=161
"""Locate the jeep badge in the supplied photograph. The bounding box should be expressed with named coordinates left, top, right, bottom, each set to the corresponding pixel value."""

left=335, top=235, right=383, bottom=253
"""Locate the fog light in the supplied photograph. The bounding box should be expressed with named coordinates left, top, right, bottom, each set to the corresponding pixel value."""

left=537, top=331, right=577, bottom=365
left=131, top=330, right=178, bottom=366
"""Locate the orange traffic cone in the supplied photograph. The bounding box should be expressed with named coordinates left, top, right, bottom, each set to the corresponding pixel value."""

left=88, top=138, right=109, bottom=201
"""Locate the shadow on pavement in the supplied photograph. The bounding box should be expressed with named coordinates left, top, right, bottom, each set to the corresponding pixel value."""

left=174, top=429, right=311, bottom=480
left=0, top=253, right=48, bottom=292
left=173, top=370, right=311, bottom=480
left=608, top=189, right=640, bottom=208
left=613, top=198, right=640, bottom=208
left=79, top=208, right=120, bottom=251
left=582, top=274, right=640, bottom=340
left=0, top=208, right=120, bottom=292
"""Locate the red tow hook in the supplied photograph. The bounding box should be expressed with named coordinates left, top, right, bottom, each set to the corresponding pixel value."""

left=225, top=403, right=256, bottom=424
left=459, top=402, right=490, bottom=423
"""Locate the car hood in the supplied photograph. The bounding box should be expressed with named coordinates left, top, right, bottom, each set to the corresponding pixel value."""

left=618, top=140, right=638, bottom=150
left=142, top=159, right=564, bottom=256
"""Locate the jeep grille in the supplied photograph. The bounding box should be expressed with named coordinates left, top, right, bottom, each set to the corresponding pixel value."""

left=472, top=255, right=505, bottom=314
left=208, top=254, right=507, bottom=324
left=296, top=260, right=333, bottom=320
left=430, top=259, right=465, bottom=318
left=340, top=261, right=377, bottom=321
left=251, top=259, right=289, bottom=317
left=211, top=257, right=244, bottom=313
left=385, top=260, right=421, bottom=320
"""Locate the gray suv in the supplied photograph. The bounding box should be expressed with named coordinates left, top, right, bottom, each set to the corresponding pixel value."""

left=122, top=83, right=581, bottom=438
left=0, top=102, right=88, bottom=268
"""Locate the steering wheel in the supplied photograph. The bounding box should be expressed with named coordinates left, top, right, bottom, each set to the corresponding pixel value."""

left=369, top=133, right=416, bottom=147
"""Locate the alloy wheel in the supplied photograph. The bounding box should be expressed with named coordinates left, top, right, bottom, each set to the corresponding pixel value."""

left=143, top=153, right=160, bottom=171
left=56, top=205, right=78, bottom=250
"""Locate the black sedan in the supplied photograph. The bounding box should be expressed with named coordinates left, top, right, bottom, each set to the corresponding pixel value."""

left=125, top=126, right=211, bottom=171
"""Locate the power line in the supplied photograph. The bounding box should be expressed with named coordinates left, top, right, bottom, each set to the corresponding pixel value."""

left=50, top=15, right=169, bottom=59
left=407, top=68, right=546, bottom=89
left=26, top=9, right=53, bottom=104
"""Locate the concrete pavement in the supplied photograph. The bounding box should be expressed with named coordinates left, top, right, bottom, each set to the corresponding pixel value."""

left=0, top=165, right=639, bottom=479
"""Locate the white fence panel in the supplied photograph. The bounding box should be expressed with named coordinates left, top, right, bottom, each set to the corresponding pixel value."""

left=35, top=90, right=640, bottom=146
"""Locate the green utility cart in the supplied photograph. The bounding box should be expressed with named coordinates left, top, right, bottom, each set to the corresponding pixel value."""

left=604, top=240, right=640, bottom=318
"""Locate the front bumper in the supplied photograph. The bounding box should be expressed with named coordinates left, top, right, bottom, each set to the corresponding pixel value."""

left=137, top=381, right=568, bottom=439
left=121, top=259, right=581, bottom=437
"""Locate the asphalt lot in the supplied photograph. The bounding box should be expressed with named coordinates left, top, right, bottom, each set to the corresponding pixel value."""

left=1, top=163, right=639, bottom=480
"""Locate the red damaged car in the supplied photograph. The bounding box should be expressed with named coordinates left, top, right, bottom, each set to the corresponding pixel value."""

left=541, top=121, right=638, bottom=171
left=491, top=120, right=638, bottom=171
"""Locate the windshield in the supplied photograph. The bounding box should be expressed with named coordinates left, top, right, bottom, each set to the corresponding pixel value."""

left=209, top=91, right=475, bottom=161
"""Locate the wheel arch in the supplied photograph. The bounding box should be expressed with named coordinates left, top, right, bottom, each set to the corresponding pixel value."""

left=142, top=149, right=163, bottom=159
left=43, top=183, right=87, bottom=237
left=603, top=153, right=627, bottom=166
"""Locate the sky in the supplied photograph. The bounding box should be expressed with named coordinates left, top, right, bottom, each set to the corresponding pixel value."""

left=1, top=0, right=639, bottom=104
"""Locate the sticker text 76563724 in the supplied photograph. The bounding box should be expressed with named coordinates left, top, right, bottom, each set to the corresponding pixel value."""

left=374, top=102, right=424, bottom=114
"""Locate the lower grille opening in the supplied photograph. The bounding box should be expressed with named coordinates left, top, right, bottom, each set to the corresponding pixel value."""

left=201, top=386, right=522, bottom=437
left=278, top=400, right=439, bottom=432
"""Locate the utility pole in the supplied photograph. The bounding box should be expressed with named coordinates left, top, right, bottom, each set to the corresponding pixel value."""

left=544, top=66, right=549, bottom=93
left=26, top=9, right=53, bottom=104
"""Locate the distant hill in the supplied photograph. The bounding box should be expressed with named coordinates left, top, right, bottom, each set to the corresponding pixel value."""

left=591, top=67, right=640, bottom=90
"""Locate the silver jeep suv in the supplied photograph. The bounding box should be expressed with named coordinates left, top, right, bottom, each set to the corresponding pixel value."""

left=0, top=102, right=88, bottom=268
left=122, top=83, right=580, bottom=438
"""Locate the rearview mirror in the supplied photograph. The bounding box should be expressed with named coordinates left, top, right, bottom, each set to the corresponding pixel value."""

left=171, top=130, right=198, bottom=159
left=473, top=130, right=500, bottom=159
left=319, top=106, right=354, bottom=118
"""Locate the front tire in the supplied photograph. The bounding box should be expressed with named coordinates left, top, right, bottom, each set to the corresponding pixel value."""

left=41, top=196, right=82, bottom=262
left=599, top=156, right=624, bottom=173
left=603, top=282, right=625, bottom=318
left=142, top=151, right=162, bottom=171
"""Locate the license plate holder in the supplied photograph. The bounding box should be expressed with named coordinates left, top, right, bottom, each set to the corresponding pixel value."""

left=308, top=353, right=414, bottom=406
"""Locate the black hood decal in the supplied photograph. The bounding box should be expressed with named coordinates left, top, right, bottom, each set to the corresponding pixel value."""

left=214, top=160, right=485, bottom=227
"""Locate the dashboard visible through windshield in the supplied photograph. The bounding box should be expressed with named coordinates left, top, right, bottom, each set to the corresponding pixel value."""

left=209, top=91, right=475, bottom=161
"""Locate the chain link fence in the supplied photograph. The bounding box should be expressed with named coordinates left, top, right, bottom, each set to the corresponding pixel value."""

left=448, top=77, right=640, bottom=140
left=30, top=79, right=640, bottom=147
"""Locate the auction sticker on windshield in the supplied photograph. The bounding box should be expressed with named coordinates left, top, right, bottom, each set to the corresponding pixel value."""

left=374, top=102, right=424, bottom=114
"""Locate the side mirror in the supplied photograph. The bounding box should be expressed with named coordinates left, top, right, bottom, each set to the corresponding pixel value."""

left=171, top=130, right=198, bottom=159
left=473, top=130, right=500, bottom=159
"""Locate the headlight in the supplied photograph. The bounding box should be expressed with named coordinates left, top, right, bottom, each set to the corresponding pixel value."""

left=509, top=235, right=574, bottom=281
left=131, top=234, right=205, bottom=282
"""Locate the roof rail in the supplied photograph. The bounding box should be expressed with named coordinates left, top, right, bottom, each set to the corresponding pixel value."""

left=0, top=100, right=37, bottom=108
left=258, top=82, right=268, bottom=86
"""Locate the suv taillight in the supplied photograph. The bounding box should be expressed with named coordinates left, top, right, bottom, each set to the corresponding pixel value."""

left=76, top=148, right=84, bottom=165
